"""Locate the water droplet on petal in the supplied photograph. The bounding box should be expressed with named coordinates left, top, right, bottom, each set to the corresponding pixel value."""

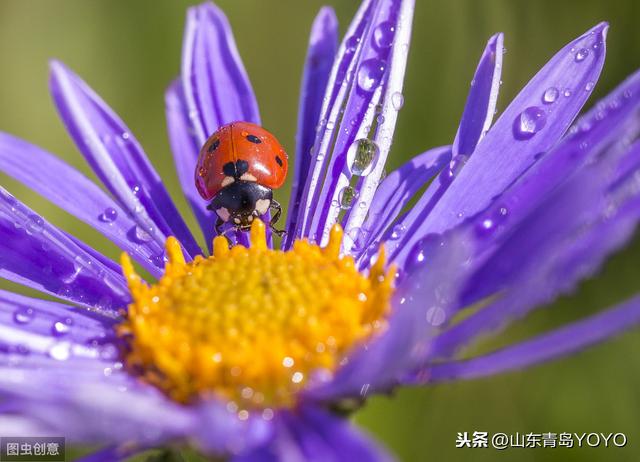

left=99, top=207, right=118, bottom=223
left=391, top=92, right=404, bottom=110
left=585, top=81, right=595, bottom=91
left=542, top=87, right=559, bottom=104
left=563, top=88, right=572, bottom=97
left=49, top=341, right=71, bottom=361
left=13, top=307, right=34, bottom=324
left=345, top=35, right=360, bottom=54
left=513, top=106, right=547, bottom=140
left=426, top=306, right=446, bottom=326
left=25, top=215, right=44, bottom=235
left=357, top=59, right=385, bottom=92
left=134, top=225, right=153, bottom=243
left=389, top=223, right=406, bottom=240
left=52, top=317, right=73, bottom=336
left=338, top=186, right=359, bottom=210
left=440, top=155, right=468, bottom=183
left=348, top=139, right=379, bottom=176
left=373, top=21, right=395, bottom=50
left=574, top=48, right=589, bottom=62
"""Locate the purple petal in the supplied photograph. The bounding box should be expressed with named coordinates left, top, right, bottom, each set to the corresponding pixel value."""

left=0, top=189, right=129, bottom=313
left=452, top=33, right=504, bottom=157
left=181, top=2, right=260, bottom=141
left=462, top=70, right=640, bottom=307
left=307, top=229, right=473, bottom=401
left=178, top=2, right=265, bottom=248
left=192, top=401, right=274, bottom=456
left=419, top=293, right=640, bottom=383
left=292, top=0, right=415, bottom=249
left=387, top=23, right=608, bottom=270
left=431, top=151, right=640, bottom=360
left=0, top=133, right=164, bottom=277
left=0, top=367, right=193, bottom=447
left=0, top=289, right=116, bottom=363
left=49, top=61, right=201, bottom=260
left=354, top=145, right=451, bottom=261
left=282, top=7, right=339, bottom=250
left=235, top=407, right=392, bottom=462
left=165, top=80, right=219, bottom=250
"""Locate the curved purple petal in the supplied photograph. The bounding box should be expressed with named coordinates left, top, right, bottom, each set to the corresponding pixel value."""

left=49, top=61, right=201, bottom=262
left=431, top=149, right=640, bottom=360
left=0, top=189, right=129, bottom=313
left=388, top=23, right=608, bottom=270
left=452, top=33, right=504, bottom=157
left=292, top=0, right=415, bottom=249
left=307, top=229, right=473, bottom=401
left=418, top=293, right=640, bottom=383
left=181, top=2, right=261, bottom=142
left=0, top=133, right=164, bottom=277
left=283, top=7, right=339, bottom=250
left=0, top=289, right=117, bottom=364
left=178, top=2, right=265, bottom=249
left=354, top=145, right=451, bottom=261
left=0, top=367, right=193, bottom=447
left=462, top=69, right=640, bottom=306
left=235, top=407, right=392, bottom=462
left=165, top=80, right=219, bottom=250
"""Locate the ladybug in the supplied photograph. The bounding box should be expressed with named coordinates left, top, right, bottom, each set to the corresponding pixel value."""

left=195, top=121, right=288, bottom=236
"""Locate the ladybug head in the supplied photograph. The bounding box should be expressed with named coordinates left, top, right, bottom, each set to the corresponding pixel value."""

left=208, top=181, right=272, bottom=229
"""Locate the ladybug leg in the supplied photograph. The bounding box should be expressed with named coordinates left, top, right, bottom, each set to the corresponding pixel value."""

left=215, top=217, right=225, bottom=236
left=269, top=200, right=286, bottom=237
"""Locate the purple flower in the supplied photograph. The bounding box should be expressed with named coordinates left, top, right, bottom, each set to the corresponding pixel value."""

left=1, top=1, right=640, bottom=460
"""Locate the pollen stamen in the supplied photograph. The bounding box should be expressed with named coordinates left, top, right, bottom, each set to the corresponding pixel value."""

left=118, top=220, right=394, bottom=410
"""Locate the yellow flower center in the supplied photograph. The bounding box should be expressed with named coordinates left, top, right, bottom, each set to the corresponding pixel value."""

left=117, top=220, right=394, bottom=412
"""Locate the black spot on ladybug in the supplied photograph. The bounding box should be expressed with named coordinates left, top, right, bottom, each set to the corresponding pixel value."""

left=223, top=162, right=236, bottom=177
left=246, top=134, right=262, bottom=144
left=236, top=160, right=249, bottom=176
left=275, top=156, right=283, bottom=167
left=208, top=139, right=220, bottom=153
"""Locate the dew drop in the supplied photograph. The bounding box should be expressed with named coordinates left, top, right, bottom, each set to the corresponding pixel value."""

left=357, top=59, right=385, bottom=92
left=513, top=106, right=547, bottom=140
left=49, top=341, right=71, bottom=361
left=426, top=306, right=446, bottom=326
left=585, top=81, right=595, bottom=91
left=389, top=223, right=406, bottom=240
left=291, top=372, right=304, bottom=383
left=345, top=35, right=360, bottom=54
left=52, top=317, right=73, bottom=336
left=25, top=215, right=44, bottom=235
left=338, top=186, right=359, bottom=210
left=13, top=307, right=34, bottom=324
left=348, top=139, right=379, bottom=176
left=373, top=21, right=395, bottom=50
left=574, top=48, right=589, bottom=62
left=563, top=88, right=572, bottom=97
left=134, top=225, right=153, bottom=243
left=391, top=92, right=404, bottom=110
left=440, top=155, right=468, bottom=183
left=542, top=87, right=559, bottom=104
left=99, top=207, right=118, bottom=223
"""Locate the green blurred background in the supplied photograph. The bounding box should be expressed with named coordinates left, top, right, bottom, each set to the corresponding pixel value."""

left=1, top=0, right=640, bottom=460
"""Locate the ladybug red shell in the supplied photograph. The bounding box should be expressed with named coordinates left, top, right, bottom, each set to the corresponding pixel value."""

left=195, top=121, right=288, bottom=235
